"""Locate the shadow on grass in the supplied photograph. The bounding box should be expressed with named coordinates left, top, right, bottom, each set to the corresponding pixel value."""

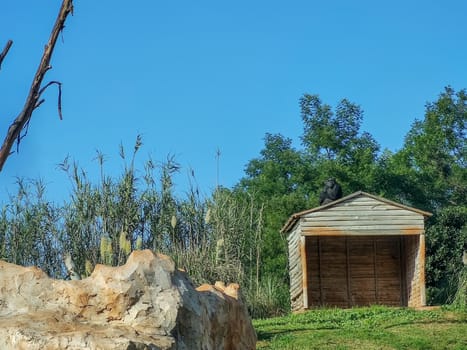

left=256, top=326, right=337, bottom=342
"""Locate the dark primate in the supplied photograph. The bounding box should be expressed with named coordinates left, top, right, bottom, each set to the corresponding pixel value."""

left=319, top=178, right=343, bottom=205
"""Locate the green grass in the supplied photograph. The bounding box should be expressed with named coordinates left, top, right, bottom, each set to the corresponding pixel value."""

left=253, top=306, right=467, bottom=349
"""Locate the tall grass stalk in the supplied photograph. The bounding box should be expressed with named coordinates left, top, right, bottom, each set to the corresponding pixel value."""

left=452, top=266, right=467, bottom=310
left=0, top=137, right=283, bottom=316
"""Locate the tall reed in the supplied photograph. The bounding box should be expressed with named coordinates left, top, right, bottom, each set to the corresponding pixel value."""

left=0, top=136, right=285, bottom=316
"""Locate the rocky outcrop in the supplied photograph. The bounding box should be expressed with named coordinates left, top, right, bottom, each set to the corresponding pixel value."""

left=0, top=250, right=256, bottom=349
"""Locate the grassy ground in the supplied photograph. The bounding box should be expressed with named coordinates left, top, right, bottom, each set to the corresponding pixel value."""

left=253, top=306, right=467, bottom=349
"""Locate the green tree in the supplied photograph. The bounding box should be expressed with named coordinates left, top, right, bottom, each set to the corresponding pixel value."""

left=242, top=133, right=313, bottom=198
left=237, top=95, right=383, bottom=293
left=391, top=87, right=466, bottom=210
left=300, top=94, right=381, bottom=194
left=238, top=133, right=312, bottom=281
left=387, top=87, right=467, bottom=305
left=301, top=95, right=365, bottom=160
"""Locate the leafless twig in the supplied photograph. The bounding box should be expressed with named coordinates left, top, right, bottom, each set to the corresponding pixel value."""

left=38, top=81, right=63, bottom=120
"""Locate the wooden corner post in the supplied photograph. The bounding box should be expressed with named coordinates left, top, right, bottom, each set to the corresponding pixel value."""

left=419, top=233, right=426, bottom=306
left=300, top=235, right=308, bottom=309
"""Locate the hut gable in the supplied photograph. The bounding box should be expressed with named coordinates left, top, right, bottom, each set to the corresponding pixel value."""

left=282, top=191, right=431, bottom=235
left=282, top=191, right=432, bottom=311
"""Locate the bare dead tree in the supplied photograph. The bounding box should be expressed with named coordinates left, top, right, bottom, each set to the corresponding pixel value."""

left=0, top=0, right=74, bottom=172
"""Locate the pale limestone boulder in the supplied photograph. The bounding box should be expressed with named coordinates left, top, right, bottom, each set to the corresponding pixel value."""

left=0, top=250, right=256, bottom=350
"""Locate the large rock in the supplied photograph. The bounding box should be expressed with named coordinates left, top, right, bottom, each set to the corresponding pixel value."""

left=0, top=250, right=256, bottom=349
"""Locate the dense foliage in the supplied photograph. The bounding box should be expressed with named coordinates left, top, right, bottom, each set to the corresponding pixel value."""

left=425, top=206, right=467, bottom=304
left=0, top=87, right=465, bottom=316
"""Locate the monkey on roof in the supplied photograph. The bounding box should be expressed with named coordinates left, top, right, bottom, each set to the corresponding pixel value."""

left=319, top=178, right=343, bottom=205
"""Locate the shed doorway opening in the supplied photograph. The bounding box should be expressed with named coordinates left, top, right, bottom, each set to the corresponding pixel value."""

left=306, top=236, right=406, bottom=308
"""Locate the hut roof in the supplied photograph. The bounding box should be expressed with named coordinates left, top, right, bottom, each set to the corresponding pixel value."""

left=281, top=191, right=432, bottom=234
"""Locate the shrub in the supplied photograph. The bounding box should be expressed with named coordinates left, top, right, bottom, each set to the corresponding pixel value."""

left=425, top=206, right=467, bottom=304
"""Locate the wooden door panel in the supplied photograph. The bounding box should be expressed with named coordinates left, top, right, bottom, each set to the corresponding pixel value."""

left=306, top=236, right=403, bottom=307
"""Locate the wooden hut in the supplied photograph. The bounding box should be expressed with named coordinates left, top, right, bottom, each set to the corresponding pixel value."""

left=281, top=191, right=432, bottom=311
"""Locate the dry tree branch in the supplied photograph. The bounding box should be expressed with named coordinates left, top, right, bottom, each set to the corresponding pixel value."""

left=0, top=0, right=73, bottom=172
left=0, top=40, right=13, bottom=70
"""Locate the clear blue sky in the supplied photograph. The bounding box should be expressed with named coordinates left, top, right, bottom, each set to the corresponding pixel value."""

left=1, top=1, right=466, bottom=203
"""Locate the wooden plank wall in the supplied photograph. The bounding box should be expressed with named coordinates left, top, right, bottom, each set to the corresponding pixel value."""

left=349, top=237, right=376, bottom=305
left=301, top=196, right=425, bottom=236
left=375, top=237, right=403, bottom=306
left=305, top=235, right=320, bottom=306
left=306, top=236, right=405, bottom=307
